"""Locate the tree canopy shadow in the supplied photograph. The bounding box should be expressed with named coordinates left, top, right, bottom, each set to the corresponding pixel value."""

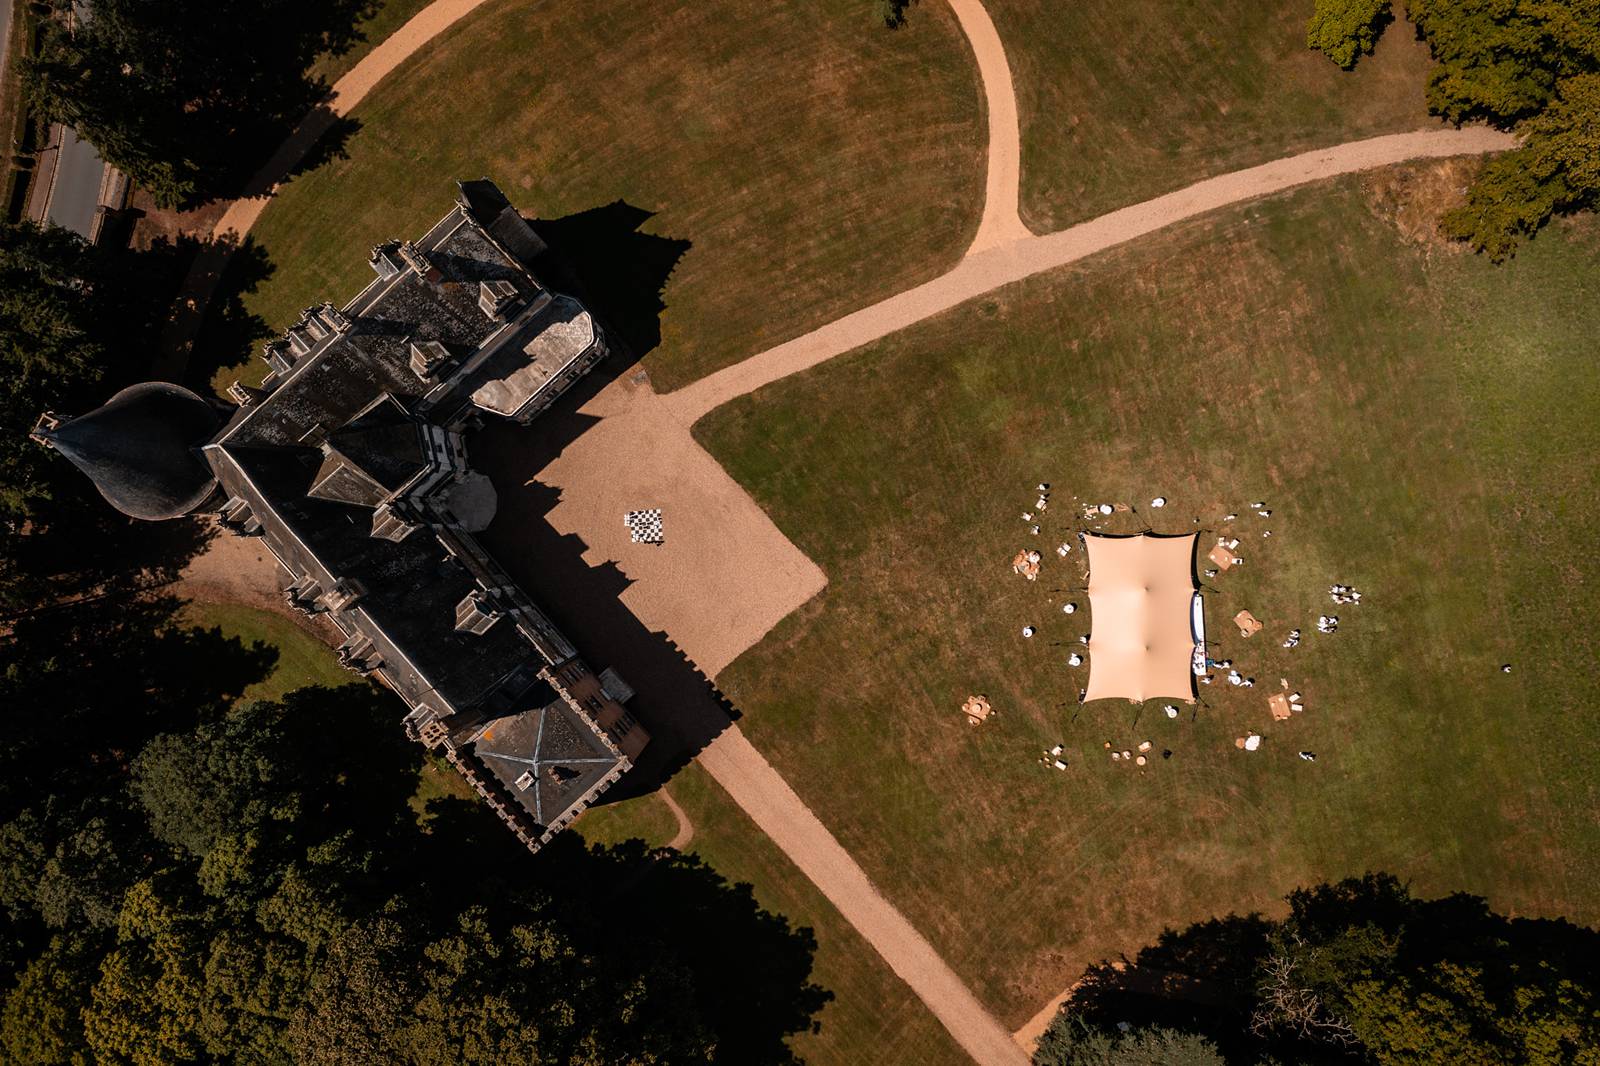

left=1042, top=873, right=1600, bottom=1065
left=288, top=684, right=831, bottom=1063
left=172, top=233, right=277, bottom=392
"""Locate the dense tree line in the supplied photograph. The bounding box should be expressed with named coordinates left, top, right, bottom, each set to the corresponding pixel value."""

left=24, top=0, right=375, bottom=206
left=1036, top=873, right=1600, bottom=1066
left=0, top=219, right=205, bottom=611
left=1308, top=0, right=1600, bottom=257
left=0, top=221, right=830, bottom=1062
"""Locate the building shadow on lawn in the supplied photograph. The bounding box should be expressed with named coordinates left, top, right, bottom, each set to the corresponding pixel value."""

left=168, top=198, right=686, bottom=393
left=529, top=199, right=691, bottom=367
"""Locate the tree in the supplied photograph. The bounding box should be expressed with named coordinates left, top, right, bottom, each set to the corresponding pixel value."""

left=1035, top=1016, right=1227, bottom=1066
left=0, top=221, right=120, bottom=522
left=1308, top=0, right=1600, bottom=256
left=1275, top=875, right=1600, bottom=1065
left=1442, top=72, right=1600, bottom=257
left=1046, top=875, right=1600, bottom=1064
left=1408, top=0, right=1600, bottom=126
left=0, top=934, right=98, bottom=1065
left=3, top=682, right=832, bottom=1064
left=24, top=0, right=375, bottom=206
left=1305, top=0, right=1393, bottom=69
left=879, top=0, right=919, bottom=29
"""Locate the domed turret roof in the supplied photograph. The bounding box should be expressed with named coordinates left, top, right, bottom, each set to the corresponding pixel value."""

left=39, top=381, right=221, bottom=520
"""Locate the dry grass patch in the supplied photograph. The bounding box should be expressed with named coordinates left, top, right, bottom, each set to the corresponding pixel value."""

left=700, top=182, right=1600, bottom=1024
left=239, top=0, right=982, bottom=392
left=989, top=0, right=1436, bottom=231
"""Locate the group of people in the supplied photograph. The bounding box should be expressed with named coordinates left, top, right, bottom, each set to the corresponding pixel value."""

left=1329, top=583, right=1362, bottom=605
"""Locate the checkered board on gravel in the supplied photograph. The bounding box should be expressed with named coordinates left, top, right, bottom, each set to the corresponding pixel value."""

left=625, top=509, right=663, bottom=543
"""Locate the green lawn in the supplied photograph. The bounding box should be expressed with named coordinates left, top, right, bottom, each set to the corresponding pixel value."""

left=180, top=601, right=355, bottom=702
left=580, top=767, right=971, bottom=1066
left=988, top=0, right=1436, bottom=232
left=240, top=0, right=982, bottom=393
left=698, top=172, right=1600, bottom=1025
left=573, top=789, right=682, bottom=850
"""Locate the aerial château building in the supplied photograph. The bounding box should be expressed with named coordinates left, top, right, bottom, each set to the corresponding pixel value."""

left=33, top=181, right=647, bottom=852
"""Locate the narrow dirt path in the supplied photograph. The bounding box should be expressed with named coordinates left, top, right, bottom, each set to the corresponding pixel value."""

left=698, top=728, right=1029, bottom=1066
left=662, top=125, right=1514, bottom=425
left=946, top=0, right=1029, bottom=253
left=659, top=786, right=695, bottom=851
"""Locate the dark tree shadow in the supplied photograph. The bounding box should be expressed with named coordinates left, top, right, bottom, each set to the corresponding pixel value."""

left=179, top=236, right=276, bottom=391
left=237, top=106, right=363, bottom=198
left=400, top=805, right=831, bottom=1063
left=1060, top=913, right=1277, bottom=1061
left=0, top=594, right=280, bottom=813
left=1046, top=874, right=1600, bottom=1064
left=278, top=683, right=830, bottom=1063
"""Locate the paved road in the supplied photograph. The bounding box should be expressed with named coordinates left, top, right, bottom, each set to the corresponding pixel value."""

left=44, top=125, right=106, bottom=237
left=29, top=1, right=111, bottom=239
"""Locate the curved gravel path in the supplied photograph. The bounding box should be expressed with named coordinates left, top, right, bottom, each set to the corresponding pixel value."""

left=946, top=0, right=1029, bottom=253
left=662, top=125, right=1514, bottom=426
left=659, top=786, right=695, bottom=852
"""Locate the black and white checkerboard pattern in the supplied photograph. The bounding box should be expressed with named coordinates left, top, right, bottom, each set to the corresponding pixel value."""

left=624, top=509, right=664, bottom=544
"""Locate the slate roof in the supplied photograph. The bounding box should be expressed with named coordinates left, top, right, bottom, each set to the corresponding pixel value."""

left=307, top=395, right=429, bottom=508
left=38, top=382, right=220, bottom=520
left=469, top=681, right=623, bottom=830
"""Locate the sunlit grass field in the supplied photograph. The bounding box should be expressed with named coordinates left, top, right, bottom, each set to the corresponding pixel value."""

left=700, top=174, right=1600, bottom=1023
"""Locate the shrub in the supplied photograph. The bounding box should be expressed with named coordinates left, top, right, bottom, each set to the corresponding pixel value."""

left=1305, top=0, right=1394, bottom=69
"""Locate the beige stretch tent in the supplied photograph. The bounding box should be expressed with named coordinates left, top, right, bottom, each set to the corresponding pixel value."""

left=1084, top=533, right=1199, bottom=703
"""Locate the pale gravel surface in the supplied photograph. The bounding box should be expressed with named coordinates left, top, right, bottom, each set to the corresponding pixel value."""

left=158, top=2, right=1516, bottom=1060
left=946, top=0, right=1030, bottom=253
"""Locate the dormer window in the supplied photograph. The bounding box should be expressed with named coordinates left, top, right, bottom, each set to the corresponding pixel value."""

left=409, top=339, right=455, bottom=382
left=263, top=341, right=294, bottom=374
left=369, top=242, right=402, bottom=279
left=478, top=278, right=519, bottom=320
left=321, top=577, right=366, bottom=612
left=454, top=588, right=503, bottom=635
